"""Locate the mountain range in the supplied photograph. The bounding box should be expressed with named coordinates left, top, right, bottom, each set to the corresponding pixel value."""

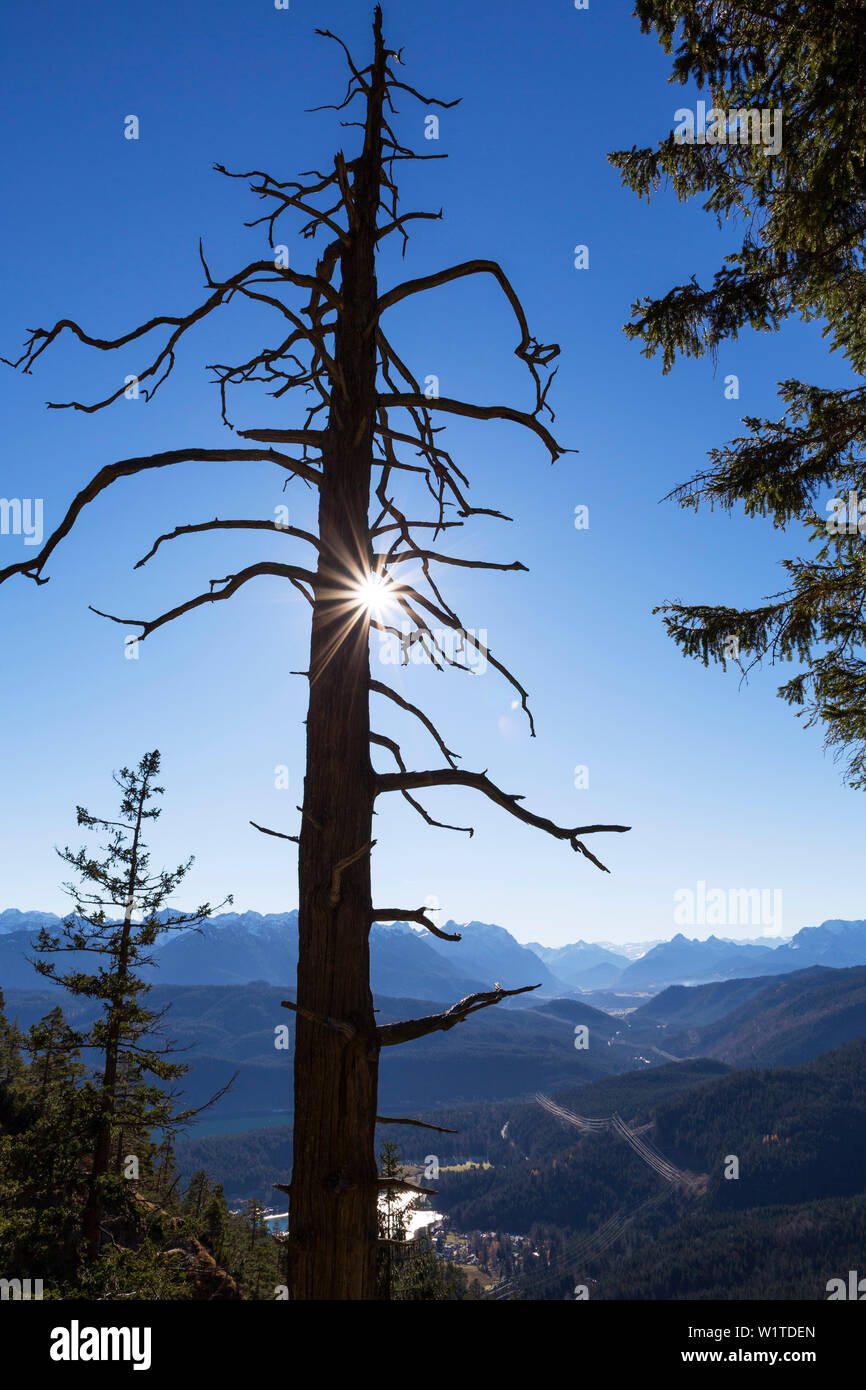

left=636, top=964, right=866, bottom=1067
left=2, top=908, right=866, bottom=998
left=0, top=910, right=562, bottom=1000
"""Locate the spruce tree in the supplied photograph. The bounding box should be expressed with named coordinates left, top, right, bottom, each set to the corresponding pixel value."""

left=25, top=1006, right=85, bottom=1103
left=377, top=1139, right=410, bottom=1300
left=0, top=988, right=26, bottom=1094
left=183, top=1168, right=212, bottom=1222
left=202, top=1185, right=230, bottom=1266
left=610, top=0, right=866, bottom=784
left=375, top=1139, right=465, bottom=1300
left=240, top=1197, right=279, bottom=1299
left=31, top=749, right=231, bottom=1260
left=0, top=1004, right=90, bottom=1280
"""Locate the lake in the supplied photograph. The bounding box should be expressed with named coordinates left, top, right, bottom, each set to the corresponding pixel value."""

left=264, top=1192, right=443, bottom=1238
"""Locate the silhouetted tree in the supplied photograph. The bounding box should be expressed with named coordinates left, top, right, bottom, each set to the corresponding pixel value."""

left=611, top=0, right=866, bottom=785
left=32, top=750, right=231, bottom=1259
left=0, top=9, right=628, bottom=1297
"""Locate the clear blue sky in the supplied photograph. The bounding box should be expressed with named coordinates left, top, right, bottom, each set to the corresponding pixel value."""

left=0, top=0, right=861, bottom=946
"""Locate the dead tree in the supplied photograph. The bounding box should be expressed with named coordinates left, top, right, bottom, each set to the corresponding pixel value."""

left=0, top=7, right=628, bottom=1299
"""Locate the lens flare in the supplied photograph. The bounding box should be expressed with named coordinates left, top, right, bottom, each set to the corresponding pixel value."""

left=353, top=571, right=399, bottom=620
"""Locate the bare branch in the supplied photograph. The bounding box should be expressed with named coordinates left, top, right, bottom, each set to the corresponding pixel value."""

left=392, top=585, right=537, bottom=735
left=90, top=561, right=316, bottom=642
left=376, top=210, right=444, bottom=245
left=136, top=518, right=320, bottom=569
left=290, top=575, right=316, bottom=608
left=313, top=27, right=370, bottom=92
left=237, top=427, right=326, bottom=447
left=375, top=768, right=630, bottom=872
left=371, top=620, right=445, bottom=673
left=378, top=393, right=567, bottom=463
left=329, top=840, right=377, bottom=906
left=378, top=983, right=540, bottom=1047
left=8, top=260, right=341, bottom=411
left=371, top=519, right=462, bottom=539
left=376, top=1176, right=437, bottom=1195
left=381, top=548, right=527, bottom=574
left=280, top=998, right=355, bottom=1040
left=0, top=448, right=320, bottom=588
left=371, top=725, right=472, bottom=832
left=370, top=907, right=461, bottom=942
left=250, top=820, right=300, bottom=844
left=370, top=679, right=460, bottom=767
left=215, top=167, right=351, bottom=244
left=378, top=260, right=561, bottom=414
left=383, top=78, right=461, bottom=110
left=371, top=731, right=406, bottom=771
left=375, top=1115, right=459, bottom=1133
left=400, top=788, right=474, bottom=838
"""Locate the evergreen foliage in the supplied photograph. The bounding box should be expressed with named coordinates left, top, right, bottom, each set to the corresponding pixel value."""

left=611, top=0, right=866, bottom=784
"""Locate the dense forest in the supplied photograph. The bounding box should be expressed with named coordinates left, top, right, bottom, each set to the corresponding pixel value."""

left=0, top=984, right=273, bottom=1298
left=4, top=903, right=866, bottom=1302
left=165, top=1041, right=866, bottom=1300
left=0, top=986, right=472, bottom=1299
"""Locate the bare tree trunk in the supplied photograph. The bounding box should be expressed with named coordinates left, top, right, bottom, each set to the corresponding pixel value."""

left=288, top=15, right=387, bottom=1302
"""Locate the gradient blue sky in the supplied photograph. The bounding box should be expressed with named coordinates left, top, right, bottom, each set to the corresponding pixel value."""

left=0, top=0, right=861, bottom=945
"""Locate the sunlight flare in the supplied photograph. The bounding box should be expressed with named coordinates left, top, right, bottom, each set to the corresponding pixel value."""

left=352, top=570, right=401, bottom=621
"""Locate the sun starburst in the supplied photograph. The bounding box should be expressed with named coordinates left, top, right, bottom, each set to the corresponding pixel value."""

left=353, top=571, right=400, bottom=620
